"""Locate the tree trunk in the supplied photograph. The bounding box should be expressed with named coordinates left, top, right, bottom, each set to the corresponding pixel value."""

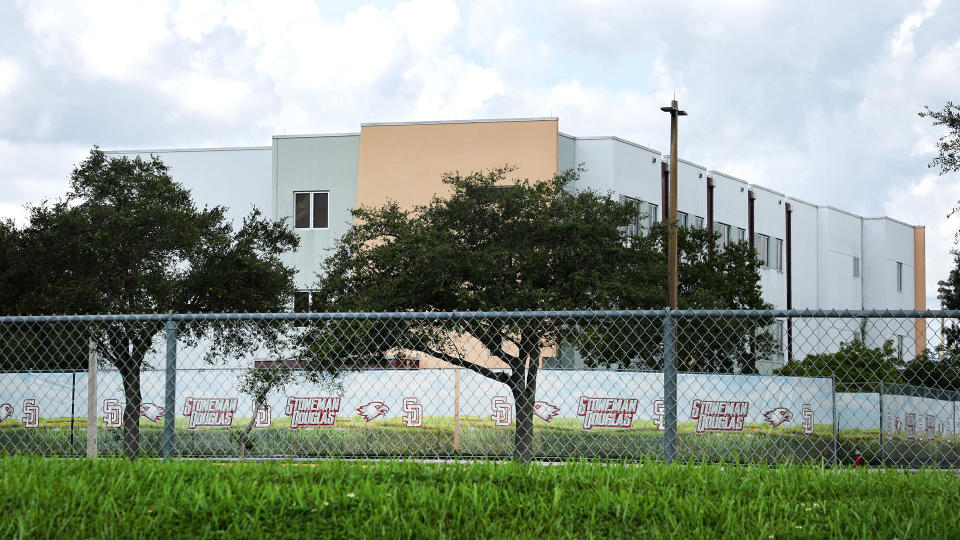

left=238, top=398, right=265, bottom=459
left=118, top=356, right=141, bottom=460
left=512, top=383, right=534, bottom=463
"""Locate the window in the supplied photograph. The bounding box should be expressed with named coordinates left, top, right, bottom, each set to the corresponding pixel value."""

left=646, top=202, right=660, bottom=226
left=853, top=257, right=860, bottom=278
left=754, top=233, right=770, bottom=267
left=294, top=191, right=329, bottom=229
left=896, top=262, right=903, bottom=292
left=771, top=321, right=784, bottom=357
left=693, top=215, right=705, bottom=229
left=896, top=335, right=904, bottom=362
left=293, top=290, right=316, bottom=312
left=621, top=196, right=658, bottom=236
left=677, top=211, right=689, bottom=228
left=716, top=222, right=731, bottom=249
left=621, top=196, right=642, bottom=237
left=737, top=227, right=746, bottom=242
left=774, top=238, right=783, bottom=271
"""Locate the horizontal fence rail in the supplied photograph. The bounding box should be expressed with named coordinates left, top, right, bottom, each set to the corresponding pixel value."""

left=0, top=309, right=957, bottom=466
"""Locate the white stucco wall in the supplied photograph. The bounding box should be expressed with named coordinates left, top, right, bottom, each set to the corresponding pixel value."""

left=667, top=157, right=708, bottom=226
left=751, top=185, right=787, bottom=309
left=272, top=134, right=361, bottom=289
left=710, top=170, right=749, bottom=235
left=106, top=147, right=272, bottom=230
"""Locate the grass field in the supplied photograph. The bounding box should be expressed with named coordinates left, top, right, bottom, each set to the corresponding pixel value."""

left=0, top=457, right=958, bottom=539
left=2, top=416, right=959, bottom=467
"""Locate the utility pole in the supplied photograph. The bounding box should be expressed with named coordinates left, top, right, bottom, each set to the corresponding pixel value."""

left=661, top=99, right=687, bottom=309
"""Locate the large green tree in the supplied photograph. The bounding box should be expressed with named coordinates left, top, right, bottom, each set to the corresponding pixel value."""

left=308, top=167, right=771, bottom=462
left=0, top=149, right=299, bottom=458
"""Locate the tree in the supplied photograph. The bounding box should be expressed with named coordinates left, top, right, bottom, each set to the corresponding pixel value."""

left=773, top=339, right=904, bottom=392
left=901, top=353, right=960, bottom=392
left=309, top=167, right=770, bottom=462
left=0, top=149, right=299, bottom=458
left=920, top=101, right=960, bottom=177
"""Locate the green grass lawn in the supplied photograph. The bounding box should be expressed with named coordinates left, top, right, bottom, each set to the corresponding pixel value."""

left=3, top=416, right=959, bottom=468
left=0, top=457, right=957, bottom=539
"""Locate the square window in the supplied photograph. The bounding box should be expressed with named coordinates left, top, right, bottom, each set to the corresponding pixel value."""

left=755, top=233, right=770, bottom=267
left=774, top=238, right=783, bottom=271
left=715, top=222, right=731, bottom=249
left=294, top=191, right=329, bottom=229
left=293, top=290, right=311, bottom=313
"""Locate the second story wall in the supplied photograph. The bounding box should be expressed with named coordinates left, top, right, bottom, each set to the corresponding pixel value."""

left=355, top=119, right=559, bottom=211
left=817, top=208, right=863, bottom=310
left=273, top=134, right=361, bottom=289
left=786, top=198, right=819, bottom=309
left=751, top=185, right=787, bottom=308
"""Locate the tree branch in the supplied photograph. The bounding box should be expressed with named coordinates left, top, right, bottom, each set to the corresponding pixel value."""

left=423, top=346, right=511, bottom=384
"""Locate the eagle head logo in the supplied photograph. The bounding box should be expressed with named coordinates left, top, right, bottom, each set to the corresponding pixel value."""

left=0, top=403, right=13, bottom=422
left=533, top=401, right=560, bottom=422
left=763, top=407, right=792, bottom=428
left=139, top=403, right=165, bottom=423
left=356, top=402, right=389, bottom=422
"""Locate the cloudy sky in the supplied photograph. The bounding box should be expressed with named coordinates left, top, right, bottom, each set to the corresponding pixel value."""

left=0, top=0, right=958, bottom=306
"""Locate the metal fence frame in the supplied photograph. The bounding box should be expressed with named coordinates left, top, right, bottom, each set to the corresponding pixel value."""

left=1, top=308, right=958, bottom=464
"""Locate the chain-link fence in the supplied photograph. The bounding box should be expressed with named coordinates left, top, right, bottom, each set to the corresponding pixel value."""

left=1, top=310, right=958, bottom=466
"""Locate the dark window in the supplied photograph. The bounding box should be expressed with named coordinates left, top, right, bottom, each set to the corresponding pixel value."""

left=294, top=191, right=329, bottom=229
left=295, top=193, right=310, bottom=228
left=755, top=233, right=770, bottom=267
left=293, top=291, right=311, bottom=313
left=313, top=192, right=328, bottom=228
left=897, top=262, right=903, bottom=292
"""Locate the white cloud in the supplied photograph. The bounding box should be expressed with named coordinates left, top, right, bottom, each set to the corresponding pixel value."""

left=158, top=73, right=252, bottom=122
left=0, top=58, right=22, bottom=97
left=890, top=0, right=941, bottom=57
left=172, top=0, right=227, bottom=42
left=4, top=0, right=960, bottom=306
left=18, top=0, right=172, bottom=81
left=0, top=140, right=89, bottom=225
left=408, top=55, right=505, bottom=119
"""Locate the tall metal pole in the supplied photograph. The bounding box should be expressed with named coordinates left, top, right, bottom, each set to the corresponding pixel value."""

left=163, top=318, right=178, bottom=461
left=86, top=336, right=98, bottom=458
left=663, top=312, right=677, bottom=463
left=661, top=99, right=686, bottom=309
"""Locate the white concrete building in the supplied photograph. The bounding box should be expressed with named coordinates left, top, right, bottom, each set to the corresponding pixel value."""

left=109, top=117, right=926, bottom=373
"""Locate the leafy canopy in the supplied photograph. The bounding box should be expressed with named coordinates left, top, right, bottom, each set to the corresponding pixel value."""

left=0, top=149, right=300, bottom=457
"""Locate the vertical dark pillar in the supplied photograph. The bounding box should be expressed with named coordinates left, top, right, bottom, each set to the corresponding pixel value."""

left=706, top=177, right=714, bottom=231
left=748, top=190, right=756, bottom=367
left=661, top=162, right=669, bottom=222
left=786, top=202, right=793, bottom=363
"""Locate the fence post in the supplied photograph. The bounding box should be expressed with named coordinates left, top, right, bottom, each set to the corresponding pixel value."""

left=663, top=311, right=677, bottom=463
left=832, top=377, right=838, bottom=467
left=879, top=381, right=884, bottom=467
left=163, top=317, right=177, bottom=460
left=453, top=368, right=461, bottom=452
left=86, top=336, right=97, bottom=458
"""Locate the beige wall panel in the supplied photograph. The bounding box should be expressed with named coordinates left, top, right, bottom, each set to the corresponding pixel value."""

left=914, top=226, right=926, bottom=354
left=356, top=120, right=559, bottom=209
